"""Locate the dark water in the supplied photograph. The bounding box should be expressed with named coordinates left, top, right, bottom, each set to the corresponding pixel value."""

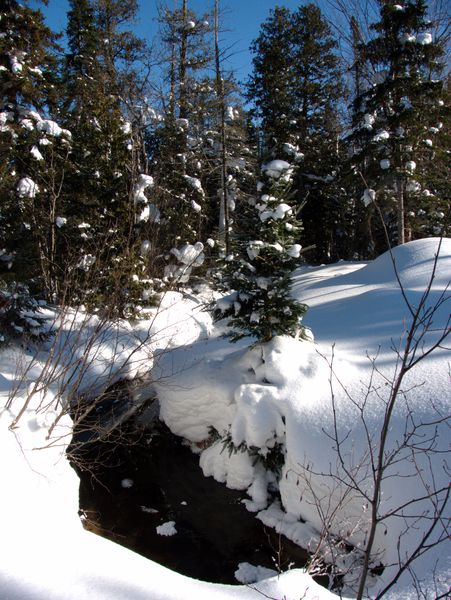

left=68, top=394, right=311, bottom=584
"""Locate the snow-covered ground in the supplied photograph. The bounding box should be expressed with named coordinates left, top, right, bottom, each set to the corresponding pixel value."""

left=0, top=238, right=449, bottom=599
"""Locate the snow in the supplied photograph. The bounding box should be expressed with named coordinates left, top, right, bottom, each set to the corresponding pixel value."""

left=165, top=243, right=205, bottom=283
left=9, top=52, right=25, bottom=74
left=133, top=173, right=154, bottom=205
left=417, top=32, right=432, bottom=45
left=287, top=244, right=302, bottom=258
left=138, top=203, right=160, bottom=223
left=16, top=177, right=39, bottom=198
left=30, top=145, right=44, bottom=160
left=259, top=202, right=292, bottom=222
left=372, top=130, right=389, bottom=142
left=1, top=239, right=449, bottom=600
left=400, top=33, right=416, bottom=44
left=156, top=521, right=177, bottom=536
left=362, top=188, right=375, bottom=207
left=262, top=159, right=292, bottom=179
left=235, top=562, right=277, bottom=584
left=184, top=175, right=205, bottom=196
left=36, top=119, right=70, bottom=138
left=154, top=238, right=451, bottom=598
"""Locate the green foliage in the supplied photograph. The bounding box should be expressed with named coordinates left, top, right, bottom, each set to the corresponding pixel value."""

left=0, top=0, right=71, bottom=298
left=214, top=161, right=308, bottom=343
left=247, top=4, right=348, bottom=263
left=348, top=0, right=448, bottom=252
left=0, top=282, right=50, bottom=346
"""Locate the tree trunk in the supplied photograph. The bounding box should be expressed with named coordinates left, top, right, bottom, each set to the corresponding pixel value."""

left=214, top=0, right=230, bottom=254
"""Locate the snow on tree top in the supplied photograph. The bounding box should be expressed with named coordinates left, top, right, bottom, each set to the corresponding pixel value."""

left=362, top=189, right=376, bottom=207
left=261, top=160, right=292, bottom=179
left=36, top=120, right=71, bottom=139
left=16, top=177, right=39, bottom=198
left=417, top=32, right=432, bottom=45
left=184, top=175, right=204, bottom=196
left=259, top=203, right=293, bottom=222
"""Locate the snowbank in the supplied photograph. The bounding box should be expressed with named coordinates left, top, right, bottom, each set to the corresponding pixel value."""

left=1, top=239, right=448, bottom=600
left=1, top=288, right=338, bottom=600
left=155, top=238, right=451, bottom=597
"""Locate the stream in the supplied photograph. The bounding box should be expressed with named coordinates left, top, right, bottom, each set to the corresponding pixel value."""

left=67, top=387, right=312, bottom=585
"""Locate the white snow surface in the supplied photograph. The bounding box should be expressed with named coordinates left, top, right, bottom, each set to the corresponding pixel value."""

left=155, top=238, right=451, bottom=598
left=0, top=290, right=334, bottom=600
left=1, top=238, right=449, bottom=600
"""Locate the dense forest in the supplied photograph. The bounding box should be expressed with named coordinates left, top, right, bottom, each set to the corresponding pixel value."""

left=1, top=0, right=449, bottom=342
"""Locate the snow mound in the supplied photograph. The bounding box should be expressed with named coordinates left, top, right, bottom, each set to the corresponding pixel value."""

left=155, top=238, right=450, bottom=598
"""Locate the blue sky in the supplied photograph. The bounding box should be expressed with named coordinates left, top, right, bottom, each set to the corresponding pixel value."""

left=32, top=0, right=319, bottom=84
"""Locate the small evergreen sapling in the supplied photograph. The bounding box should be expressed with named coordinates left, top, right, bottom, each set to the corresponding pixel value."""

left=214, top=160, right=308, bottom=342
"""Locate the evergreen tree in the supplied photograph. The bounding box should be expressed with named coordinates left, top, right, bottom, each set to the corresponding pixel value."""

left=59, top=0, right=150, bottom=314
left=349, top=0, right=447, bottom=253
left=247, top=4, right=346, bottom=263
left=0, top=0, right=71, bottom=300
left=151, top=0, right=215, bottom=286
left=214, top=159, right=307, bottom=343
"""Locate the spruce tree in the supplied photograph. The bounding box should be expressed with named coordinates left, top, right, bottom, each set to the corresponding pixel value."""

left=59, top=0, right=150, bottom=314
left=0, top=0, right=71, bottom=300
left=247, top=4, right=346, bottom=263
left=151, top=1, right=215, bottom=286
left=349, top=0, right=447, bottom=252
left=214, top=159, right=307, bottom=343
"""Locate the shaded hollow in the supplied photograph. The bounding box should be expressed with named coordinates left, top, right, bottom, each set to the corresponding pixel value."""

left=68, top=391, right=311, bottom=584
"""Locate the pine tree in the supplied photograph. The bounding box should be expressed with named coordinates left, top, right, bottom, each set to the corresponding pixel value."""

left=59, top=0, right=150, bottom=314
left=246, top=6, right=296, bottom=158
left=151, top=1, right=215, bottom=286
left=247, top=4, right=346, bottom=263
left=349, top=0, right=447, bottom=252
left=214, top=159, right=307, bottom=343
left=0, top=0, right=71, bottom=300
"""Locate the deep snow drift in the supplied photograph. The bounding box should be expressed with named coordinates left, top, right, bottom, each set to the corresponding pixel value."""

left=0, top=238, right=449, bottom=600
left=154, top=238, right=450, bottom=597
